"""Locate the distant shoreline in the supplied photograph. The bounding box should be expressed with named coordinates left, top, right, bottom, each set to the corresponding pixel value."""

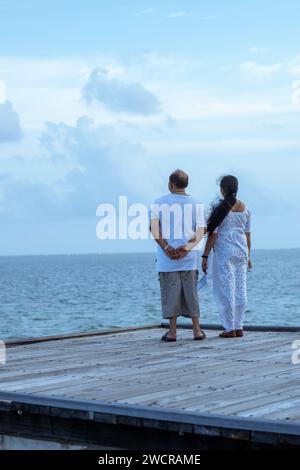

left=1, top=248, right=300, bottom=258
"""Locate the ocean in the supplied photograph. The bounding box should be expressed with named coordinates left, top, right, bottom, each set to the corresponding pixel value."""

left=0, top=250, right=299, bottom=340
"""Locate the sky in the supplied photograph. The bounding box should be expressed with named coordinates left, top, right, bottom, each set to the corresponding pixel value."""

left=0, top=0, right=300, bottom=254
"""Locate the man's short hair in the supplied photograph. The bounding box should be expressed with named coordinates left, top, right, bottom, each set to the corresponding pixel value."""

left=169, top=169, right=189, bottom=189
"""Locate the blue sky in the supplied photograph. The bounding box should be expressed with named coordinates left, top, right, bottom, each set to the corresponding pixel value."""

left=0, top=0, right=300, bottom=254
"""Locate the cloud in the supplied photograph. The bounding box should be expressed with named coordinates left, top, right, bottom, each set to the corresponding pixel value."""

left=39, top=116, right=150, bottom=205
left=1, top=110, right=300, bottom=253
left=0, top=80, right=6, bottom=102
left=134, top=8, right=156, bottom=16
left=0, top=101, right=22, bottom=142
left=249, top=47, right=269, bottom=55
left=144, top=138, right=300, bottom=156
left=164, top=92, right=295, bottom=120
left=82, top=68, right=161, bottom=115
left=0, top=116, right=160, bottom=220
left=291, top=64, right=300, bottom=75
left=240, top=61, right=282, bottom=79
left=201, top=15, right=217, bottom=20
left=167, top=11, right=189, bottom=18
left=291, top=80, right=300, bottom=105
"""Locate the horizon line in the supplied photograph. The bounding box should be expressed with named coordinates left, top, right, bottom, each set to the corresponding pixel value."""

left=0, top=247, right=300, bottom=258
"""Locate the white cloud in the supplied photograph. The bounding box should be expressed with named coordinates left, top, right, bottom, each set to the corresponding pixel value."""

left=0, top=55, right=184, bottom=131
left=4, top=53, right=295, bottom=132
left=82, top=68, right=162, bottom=115
left=291, top=64, right=300, bottom=75
left=163, top=89, right=295, bottom=119
left=0, top=56, right=162, bottom=130
left=0, top=101, right=22, bottom=142
left=0, top=116, right=163, bottom=220
left=0, top=80, right=6, bottom=103
left=1, top=105, right=299, bottom=252
left=144, top=138, right=300, bottom=156
left=167, top=11, right=188, bottom=18
left=249, top=47, right=269, bottom=55
left=240, top=61, right=282, bottom=79
left=134, top=8, right=156, bottom=16
left=291, top=80, right=300, bottom=105
left=0, top=56, right=96, bottom=129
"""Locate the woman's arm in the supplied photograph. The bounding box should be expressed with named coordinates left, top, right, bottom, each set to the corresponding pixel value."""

left=201, top=233, right=218, bottom=273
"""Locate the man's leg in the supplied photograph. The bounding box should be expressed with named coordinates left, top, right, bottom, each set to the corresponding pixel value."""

left=181, top=271, right=204, bottom=339
left=168, top=316, right=177, bottom=339
left=160, top=272, right=181, bottom=340
left=192, top=316, right=203, bottom=338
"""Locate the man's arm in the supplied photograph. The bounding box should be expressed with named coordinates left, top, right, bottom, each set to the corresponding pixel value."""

left=150, top=218, right=180, bottom=259
left=179, top=227, right=207, bottom=256
left=178, top=203, right=207, bottom=257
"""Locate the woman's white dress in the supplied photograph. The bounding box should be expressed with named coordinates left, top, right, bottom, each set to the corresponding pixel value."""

left=212, top=208, right=251, bottom=331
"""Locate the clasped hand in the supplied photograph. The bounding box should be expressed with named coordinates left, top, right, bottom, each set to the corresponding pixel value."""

left=165, top=246, right=188, bottom=260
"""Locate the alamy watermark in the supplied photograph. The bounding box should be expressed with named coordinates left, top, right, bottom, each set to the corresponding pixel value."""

left=96, top=196, right=205, bottom=247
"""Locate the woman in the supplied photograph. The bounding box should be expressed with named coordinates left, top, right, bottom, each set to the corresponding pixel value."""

left=202, top=176, right=252, bottom=338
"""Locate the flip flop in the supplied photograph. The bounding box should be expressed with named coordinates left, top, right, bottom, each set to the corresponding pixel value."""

left=194, top=330, right=206, bottom=341
left=219, top=330, right=236, bottom=338
left=161, top=331, right=177, bottom=342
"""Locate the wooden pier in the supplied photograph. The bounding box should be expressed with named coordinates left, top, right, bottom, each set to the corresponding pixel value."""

left=0, top=324, right=300, bottom=449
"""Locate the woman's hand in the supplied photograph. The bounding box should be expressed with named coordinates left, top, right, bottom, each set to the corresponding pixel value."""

left=202, top=257, right=208, bottom=274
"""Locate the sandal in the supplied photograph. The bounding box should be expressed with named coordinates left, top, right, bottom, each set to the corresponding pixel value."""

left=161, top=331, right=177, bottom=342
left=219, top=330, right=236, bottom=338
left=235, top=329, right=244, bottom=337
left=194, top=330, right=206, bottom=340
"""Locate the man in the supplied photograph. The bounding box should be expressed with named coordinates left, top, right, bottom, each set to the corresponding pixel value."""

left=150, top=169, right=206, bottom=342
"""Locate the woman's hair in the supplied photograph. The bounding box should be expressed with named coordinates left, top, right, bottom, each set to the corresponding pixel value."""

left=207, top=175, right=239, bottom=234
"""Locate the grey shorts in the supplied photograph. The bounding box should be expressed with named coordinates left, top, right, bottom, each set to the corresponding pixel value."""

left=159, top=270, right=200, bottom=319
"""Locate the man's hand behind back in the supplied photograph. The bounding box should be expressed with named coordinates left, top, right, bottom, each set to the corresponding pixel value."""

left=165, top=246, right=189, bottom=260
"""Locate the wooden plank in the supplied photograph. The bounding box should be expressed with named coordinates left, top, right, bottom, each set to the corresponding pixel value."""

left=63, top=365, right=297, bottom=403
left=5, top=324, right=161, bottom=347
left=169, top=323, right=300, bottom=333
left=1, top=326, right=300, bottom=448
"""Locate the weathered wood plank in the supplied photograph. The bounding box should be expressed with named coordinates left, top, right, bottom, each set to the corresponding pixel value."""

left=1, top=326, right=300, bottom=445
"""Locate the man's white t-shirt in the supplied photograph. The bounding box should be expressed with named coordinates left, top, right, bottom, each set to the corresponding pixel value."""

left=150, top=193, right=206, bottom=272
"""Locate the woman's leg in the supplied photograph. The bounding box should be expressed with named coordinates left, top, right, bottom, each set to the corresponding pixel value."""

left=234, top=261, right=247, bottom=331
left=220, top=304, right=235, bottom=332
left=235, top=303, right=246, bottom=331
left=213, top=256, right=235, bottom=332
